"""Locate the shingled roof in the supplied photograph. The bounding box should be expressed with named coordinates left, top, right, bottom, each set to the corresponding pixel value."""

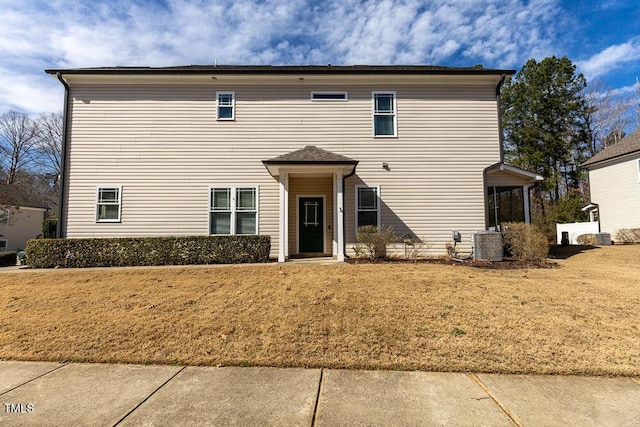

left=263, top=146, right=357, bottom=164
left=0, top=185, right=49, bottom=209
left=583, top=130, right=640, bottom=168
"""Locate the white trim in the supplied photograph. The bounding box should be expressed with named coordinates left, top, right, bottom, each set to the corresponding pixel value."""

left=336, top=172, right=344, bottom=261
left=355, top=185, right=381, bottom=231
left=310, top=91, right=348, bottom=101
left=95, top=185, right=122, bottom=223
left=523, top=185, right=531, bottom=224
left=216, top=91, right=235, bottom=121
left=372, top=91, right=397, bottom=138
left=296, top=194, right=326, bottom=255
left=208, top=185, right=259, bottom=235
left=278, top=174, right=288, bottom=262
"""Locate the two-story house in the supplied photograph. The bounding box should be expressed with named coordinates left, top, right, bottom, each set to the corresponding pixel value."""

left=45, top=65, right=542, bottom=261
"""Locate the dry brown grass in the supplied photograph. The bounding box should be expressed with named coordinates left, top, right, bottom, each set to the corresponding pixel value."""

left=1, top=245, right=639, bottom=376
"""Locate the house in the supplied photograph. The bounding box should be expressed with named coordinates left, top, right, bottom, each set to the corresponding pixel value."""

left=582, top=130, right=640, bottom=238
left=45, top=65, right=542, bottom=261
left=0, top=185, right=48, bottom=251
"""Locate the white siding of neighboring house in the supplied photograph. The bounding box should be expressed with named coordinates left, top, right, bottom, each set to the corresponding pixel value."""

left=0, top=206, right=47, bottom=252
left=61, top=76, right=502, bottom=257
left=588, top=155, right=640, bottom=238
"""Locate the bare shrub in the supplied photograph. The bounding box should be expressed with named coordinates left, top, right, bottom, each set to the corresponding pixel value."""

left=576, top=234, right=597, bottom=245
left=502, top=222, right=549, bottom=263
left=614, top=228, right=640, bottom=244
left=353, top=225, right=397, bottom=260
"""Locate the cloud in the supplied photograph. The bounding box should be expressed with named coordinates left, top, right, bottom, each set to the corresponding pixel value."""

left=577, top=38, right=640, bottom=80
left=0, top=0, right=587, bottom=115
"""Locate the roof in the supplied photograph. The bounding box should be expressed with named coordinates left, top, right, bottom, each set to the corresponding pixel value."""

left=582, top=130, right=640, bottom=168
left=0, top=185, right=49, bottom=209
left=263, top=146, right=357, bottom=164
left=485, top=162, right=544, bottom=182
left=45, top=64, right=515, bottom=76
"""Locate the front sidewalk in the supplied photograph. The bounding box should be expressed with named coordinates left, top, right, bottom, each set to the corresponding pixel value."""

left=1, top=361, right=639, bottom=426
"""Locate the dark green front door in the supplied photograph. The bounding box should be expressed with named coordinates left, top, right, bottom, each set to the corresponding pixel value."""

left=299, top=197, right=324, bottom=253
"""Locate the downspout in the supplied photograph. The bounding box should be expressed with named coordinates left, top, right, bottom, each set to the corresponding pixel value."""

left=495, top=73, right=507, bottom=162
left=55, top=72, right=70, bottom=239
left=341, top=165, right=357, bottom=258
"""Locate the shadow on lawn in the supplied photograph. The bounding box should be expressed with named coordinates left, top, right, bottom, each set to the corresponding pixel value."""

left=548, top=245, right=599, bottom=260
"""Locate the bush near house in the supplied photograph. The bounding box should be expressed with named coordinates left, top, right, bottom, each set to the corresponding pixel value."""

left=0, top=251, right=17, bottom=267
left=502, top=222, right=549, bottom=263
left=25, top=235, right=271, bottom=268
left=353, top=225, right=397, bottom=260
left=614, top=228, right=640, bottom=244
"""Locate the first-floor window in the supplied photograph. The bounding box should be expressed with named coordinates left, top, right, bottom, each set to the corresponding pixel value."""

left=210, top=186, right=258, bottom=235
left=0, top=240, right=6, bottom=251
left=356, top=185, right=380, bottom=229
left=96, top=186, right=122, bottom=222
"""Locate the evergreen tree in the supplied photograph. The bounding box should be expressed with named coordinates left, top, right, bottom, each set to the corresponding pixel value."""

left=501, top=56, right=589, bottom=217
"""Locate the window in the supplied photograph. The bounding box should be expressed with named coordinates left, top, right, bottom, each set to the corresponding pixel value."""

left=356, top=185, right=380, bottom=230
left=0, top=240, right=6, bottom=251
left=372, top=91, right=396, bottom=137
left=311, top=91, right=348, bottom=101
left=216, top=91, right=235, bottom=120
left=210, top=186, right=258, bottom=235
left=0, top=208, right=8, bottom=224
left=96, top=186, right=121, bottom=222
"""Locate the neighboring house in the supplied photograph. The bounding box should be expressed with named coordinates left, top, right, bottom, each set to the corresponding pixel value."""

left=46, top=65, right=541, bottom=261
left=0, top=185, right=48, bottom=251
left=582, top=130, right=640, bottom=237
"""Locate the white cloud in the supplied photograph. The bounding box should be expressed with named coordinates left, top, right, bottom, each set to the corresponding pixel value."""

left=577, top=39, right=640, bottom=80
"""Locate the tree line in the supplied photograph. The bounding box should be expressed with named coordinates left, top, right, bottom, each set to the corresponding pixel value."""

left=1, top=56, right=638, bottom=225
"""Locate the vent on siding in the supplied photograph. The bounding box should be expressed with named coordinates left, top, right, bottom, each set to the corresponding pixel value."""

left=310, top=92, right=348, bottom=101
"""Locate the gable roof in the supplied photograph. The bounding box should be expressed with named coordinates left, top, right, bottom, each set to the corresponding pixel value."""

left=264, top=145, right=357, bottom=164
left=583, top=130, right=640, bottom=168
left=0, top=185, right=49, bottom=209
left=46, top=64, right=515, bottom=77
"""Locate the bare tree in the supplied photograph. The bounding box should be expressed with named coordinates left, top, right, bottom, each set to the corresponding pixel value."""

left=0, top=111, right=40, bottom=184
left=583, top=79, right=633, bottom=155
left=35, top=112, right=63, bottom=178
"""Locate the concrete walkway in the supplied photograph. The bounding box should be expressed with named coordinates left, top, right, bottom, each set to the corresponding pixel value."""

left=0, top=362, right=638, bottom=426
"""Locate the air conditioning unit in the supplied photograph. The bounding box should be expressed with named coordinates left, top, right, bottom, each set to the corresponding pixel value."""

left=473, top=231, right=503, bottom=261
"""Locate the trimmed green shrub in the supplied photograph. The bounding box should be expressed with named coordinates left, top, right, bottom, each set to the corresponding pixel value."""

left=614, top=228, right=640, bottom=244
left=0, top=251, right=17, bottom=267
left=25, top=235, right=271, bottom=268
left=502, top=222, right=549, bottom=263
left=353, top=225, right=397, bottom=260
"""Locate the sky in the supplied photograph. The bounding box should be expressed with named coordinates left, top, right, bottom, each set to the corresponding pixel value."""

left=1, top=0, right=639, bottom=115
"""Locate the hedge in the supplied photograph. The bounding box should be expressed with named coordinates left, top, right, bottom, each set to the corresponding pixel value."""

left=25, top=235, right=271, bottom=268
left=0, top=251, right=17, bottom=267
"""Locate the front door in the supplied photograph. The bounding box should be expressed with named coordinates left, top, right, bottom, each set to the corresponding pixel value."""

left=299, top=197, right=324, bottom=253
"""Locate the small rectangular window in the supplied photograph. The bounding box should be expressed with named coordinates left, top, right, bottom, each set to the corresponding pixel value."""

left=96, top=186, right=122, bottom=222
left=311, top=92, right=348, bottom=101
left=0, top=240, right=7, bottom=251
left=210, top=186, right=258, bottom=235
left=217, top=91, right=235, bottom=120
left=0, top=208, right=8, bottom=224
left=372, top=91, right=396, bottom=137
left=356, top=185, right=380, bottom=230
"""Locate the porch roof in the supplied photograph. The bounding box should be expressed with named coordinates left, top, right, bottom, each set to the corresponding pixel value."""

left=262, top=146, right=358, bottom=176
left=485, top=162, right=544, bottom=183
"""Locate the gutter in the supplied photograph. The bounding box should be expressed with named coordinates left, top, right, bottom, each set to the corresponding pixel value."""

left=55, top=72, right=70, bottom=238
left=495, top=73, right=507, bottom=162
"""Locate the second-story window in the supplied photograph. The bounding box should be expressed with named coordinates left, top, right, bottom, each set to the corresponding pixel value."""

left=217, top=91, right=235, bottom=120
left=372, top=91, right=396, bottom=137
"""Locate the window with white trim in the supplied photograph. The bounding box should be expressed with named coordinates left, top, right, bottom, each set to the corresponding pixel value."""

left=311, top=91, right=348, bottom=101
left=216, top=91, right=235, bottom=120
left=372, top=91, right=396, bottom=137
left=96, top=187, right=121, bottom=222
left=0, top=208, right=8, bottom=224
left=0, top=240, right=6, bottom=251
left=356, top=185, right=380, bottom=230
left=210, top=186, right=258, bottom=235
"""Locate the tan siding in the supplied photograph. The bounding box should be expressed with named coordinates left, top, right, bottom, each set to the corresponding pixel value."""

left=0, top=207, right=46, bottom=252
left=589, top=157, right=640, bottom=236
left=64, top=80, right=501, bottom=256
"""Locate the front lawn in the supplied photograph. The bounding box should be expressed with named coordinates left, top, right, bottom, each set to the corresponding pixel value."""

left=0, top=245, right=638, bottom=376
